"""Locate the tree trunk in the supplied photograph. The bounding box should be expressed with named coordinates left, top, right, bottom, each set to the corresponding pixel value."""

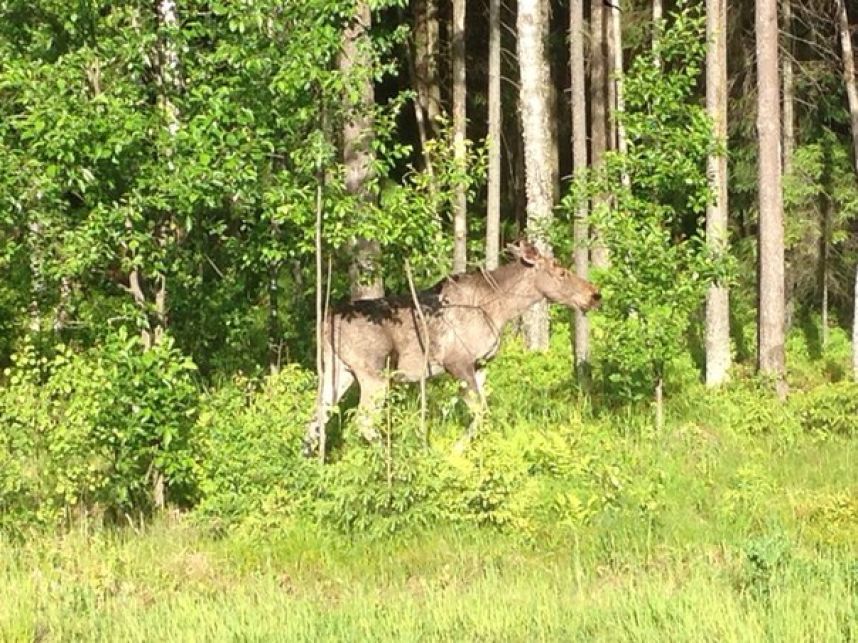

left=570, top=0, right=589, bottom=369
left=27, top=220, right=43, bottom=334
left=756, top=0, right=786, bottom=393
left=452, top=0, right=468, bottom=273
left=782, top=0, right=797, bottom=330
left=589, top=0, right=610, bottom=269
left=652, top=0, right=662, bottom=66
left=853, top=263, right=858, bottom=381
left=342, top=2, right=384, bottom=300
left=782, top=0, right=795, bottom=177
left=518, top=0, right=554, bottom=350
left=609, top=0, right=629, bottom=187
left=820, top=194, right=830, bottom=347
left=412, top=0, right=442, bottom=131
left=486, top=0, right=501, bottom=270
left=411, top=0, right=442, bottom=172
left=838, top=0, right=858, bottom=174
left=606, top=0, right=616, bottom=152
left=705, top=0, right=730, bottom=387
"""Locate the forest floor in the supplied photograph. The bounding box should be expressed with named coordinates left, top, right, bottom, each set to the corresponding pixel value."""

left=1, top=418, right=856, bottom=641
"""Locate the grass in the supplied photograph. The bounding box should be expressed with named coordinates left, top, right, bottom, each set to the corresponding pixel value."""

left=1, top=420, right=856, bottom=641
left=1, top=324, right=856, bottom=640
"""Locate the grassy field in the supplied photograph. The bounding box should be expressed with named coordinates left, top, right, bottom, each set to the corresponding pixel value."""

left=2, top=414, right=856, bottom=642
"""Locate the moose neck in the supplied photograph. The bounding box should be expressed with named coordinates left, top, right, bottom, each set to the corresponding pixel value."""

left=479, top=261, right=545, bottom=330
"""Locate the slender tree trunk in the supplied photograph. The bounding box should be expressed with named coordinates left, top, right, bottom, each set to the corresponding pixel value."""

left=27, top=220, right=43, bottom=334
left=518, top=0, right=554, bottom=350
left=705, top=0, right=730, bottom=387
left=606, top=1, right=617, bottom=152
left=820, top=195, right=831, bottom=347
left=853, top=263, right=858, bottom=381
left=570, top=0, right=589, bottom=369
left=652, top=0, right=662, bottom=65
left=486, top=0, right=502, bottom=270
left=268, top=261, right=281, bottom=374
left=782, top=0, right=795, bottom=177
left=837, top=0, right=858, bottom=380
left=838, top=0, right=858, bottom=174
left=590, top=0, right=609, bottom=269
left=412, top=0, right=442, bottom=131
left=756, top=0, right=786, bottom=394
left=452, top=0, right=468, bottom=273
left=609, top=0, right=629, bottom=187
left=411, top=0, right=442, bottom=172
left=342, top=2, right=384, bottom=300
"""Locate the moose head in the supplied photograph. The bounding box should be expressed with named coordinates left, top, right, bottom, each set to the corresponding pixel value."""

left=508, top=240, right=602, bottom=311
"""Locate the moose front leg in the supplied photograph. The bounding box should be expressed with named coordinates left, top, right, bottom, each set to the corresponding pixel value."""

left=447, top=362, right=487, bottom=452
left=303, top=358, right=355, bottom=458
left=354, top=374, right=387, bottom=443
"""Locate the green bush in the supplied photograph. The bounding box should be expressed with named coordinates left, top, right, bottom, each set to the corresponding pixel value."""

left=193, top=365, right=317, bottom=531
left=792, top=381, right=858, bottom=437
left=0, top=331, right=198, bottom=531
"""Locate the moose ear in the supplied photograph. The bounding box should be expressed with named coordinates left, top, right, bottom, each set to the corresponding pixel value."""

left=505, top=239, right=542, bottom=265
left=518, top=240, right=541, bottom=266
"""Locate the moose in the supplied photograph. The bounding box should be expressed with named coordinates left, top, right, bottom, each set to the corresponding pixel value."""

left=303, top=240, right=601, bottom=456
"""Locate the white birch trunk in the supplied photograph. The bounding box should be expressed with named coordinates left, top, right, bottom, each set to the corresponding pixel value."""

left=838, top=0, right=858, bottom=174
left=589, top=0, right=609, bottom=269
left=486, top=0, right=501, bottom=270
left=705, top=0, right=731, bottom=386
left=452, top=0, right=468, bottom=273
left=518, top=0, right=553, bottom=350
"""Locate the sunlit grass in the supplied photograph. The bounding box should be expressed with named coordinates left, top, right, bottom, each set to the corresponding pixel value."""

left=1, top=419, right=855, bottom=641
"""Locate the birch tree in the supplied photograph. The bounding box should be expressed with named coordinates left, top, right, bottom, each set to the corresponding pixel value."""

left=518, top=0, right=554, bottom=350
left=570, top=0, right=589, bottom=368
left=486, top=0, right=501, bottom=270
left=342, top=2, right=384, bottom=300
left=705, top=0, right=730, bottom=386
left=590, top=0, right=610, bottom=268
left=756, top=0, right=786, bottom=392
left=452, top=0, right=468, bottom=273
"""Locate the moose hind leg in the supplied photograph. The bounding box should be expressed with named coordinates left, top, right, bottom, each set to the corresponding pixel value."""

left=303, top=358, right=355, bottom=457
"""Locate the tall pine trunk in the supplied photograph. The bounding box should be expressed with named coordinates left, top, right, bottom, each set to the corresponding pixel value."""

left=570, top=0, right=589, bottom=370
left=589, top=0, right=609, bottom=269
left=838, top=0, right=858, bottom=174
left=705, top=0, right=730, bottom=386
left=486, top=0, right=501, bottom=270
left=756, top=0, right=786, bottom=394
left=836, top=0, right=858, bottom=380
left=609, top=0, right=628, bottom=186
left=342, top=2, right=384, bottom=300
left=518, top=0, right=553, bottom=350
left=412, top=0, right=442, bottom=131
left=452, top=0, right=468, bottom=273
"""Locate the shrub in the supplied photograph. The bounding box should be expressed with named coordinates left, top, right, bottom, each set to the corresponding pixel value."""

left=193, top=365, right=317, bottom=531
left=0, top=331, right=198, bottom=532
left=791, top=381, right=858, bottom=437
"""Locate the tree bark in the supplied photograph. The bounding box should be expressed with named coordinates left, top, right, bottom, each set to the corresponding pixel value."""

left=652, top=0, right=662, bottom=66
left=838, top=0, right=858, bottom=174
left=518, top=0, right=554, bottom=350
left=705, top=0, right=730, bottom=387
left=782, top=0, right=795, bottom=177
left=452, top=0, right=468, bottom=273
left=589, top=0, right=609, bottom=269
left=570, top=0, right=589, bottom=369
left=756, top=0, right=786, bottom=392
left=853, top=263, right=858, bottom=381
left=486, top=0, right=501, bottom=270
left=412, top=0, right=442, bottom=131
left=609, top=0, right=629, bottom=187
left=342, top=2, right=384, bottom=300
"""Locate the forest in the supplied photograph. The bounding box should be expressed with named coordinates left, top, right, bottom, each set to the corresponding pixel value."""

left=0, top=0, right=857, bottom=639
